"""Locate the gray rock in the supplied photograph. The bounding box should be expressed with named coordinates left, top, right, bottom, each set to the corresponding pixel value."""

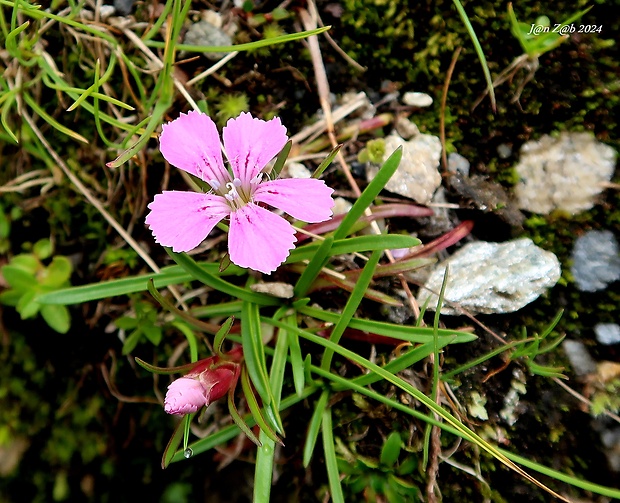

left=562, top=340, right=597, bottom=376
left=447, top=152, right=470, bottom=176
left=183, top=21, right=232, bottom=61
left=366, top=133, right=442, bottom=204
left=595, top=323, right=620, bottom=345
left=417, top=238, right=561, bottom=315
left=514, top=132, right=617, bottom=215
left=570, top=230, right=620, bottom=292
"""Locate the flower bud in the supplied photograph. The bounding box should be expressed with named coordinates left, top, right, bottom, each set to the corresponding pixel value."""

left=164, top=366, right=236, bottom=416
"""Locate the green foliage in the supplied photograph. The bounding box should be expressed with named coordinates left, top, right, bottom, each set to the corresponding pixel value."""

left=0, top=239, right=72, bottom=333
left=115, top=299, right=163, bottom=354
left=337, top=433, right=422, bottom=503
left=216, top=93, right=250, bottom=125
left=357, top=138, right=386, bottom=164
left=508, top=4, right=593, bottom=59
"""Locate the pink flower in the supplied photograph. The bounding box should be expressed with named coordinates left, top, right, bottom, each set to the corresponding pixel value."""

left=146, top=111, right=335, bottom=274
left=164, top=366, right=236, bottom=415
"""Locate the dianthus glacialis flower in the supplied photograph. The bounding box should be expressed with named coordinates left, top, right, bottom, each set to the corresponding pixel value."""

left=164, top=366, right=236, bottom=416
left=146, top=111, right=335, bottom=274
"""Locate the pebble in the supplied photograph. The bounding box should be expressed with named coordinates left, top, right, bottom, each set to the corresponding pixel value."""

left=514, top=132, right=617, bottom=215
left=402, top=92, right=433, bottom=107
left=366, top=133, right=442, bottom=204
left=183, top=20, right=232, bottom=61
left=594, top=323, right=620, bottom=345
left=417, top=238, right=561, bottom=315
left=570, top=230, right=620, bottom=292
left=285, top=162, right=312, bottom=179
left=447, top=152, right=470, bottom=176
left=562, top=339, right=597, bottom=376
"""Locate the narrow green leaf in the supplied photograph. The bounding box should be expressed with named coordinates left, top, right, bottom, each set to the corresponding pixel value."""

left=167, top=250, right=281, bottom=307
left=294, top=236, right=334, bottom=298
left=322, top=408, right=345, bottom=503
left=134, top=357, right=196, bottom=375
left=228, top=385, right=261, bottom=446
left=271, top=140, right=292, bottom=177
left=213, top=316, right=235, bottom=356
left=240, top=366, right=281, bottom=445
left=241, top=301, right=272, bottom=406
left=295, top=305, right=476, bottom=344
left=162, top=419, right=185, bottom=469
left=312, top=144, right=342, bottom=178
left=333, top=147, right=402, bottom=240
left=147, top=279, right=221, bottom=334
left=285, top=313, right=305, bottom=396
left=36, top=263, right=243, bottom=305
left=452, top=0, right=496, bottom=110
left=303, top=390, right=329, bottom=467
left=286, top=234, right=419, bottom=264
left=23, top=92, right=89, bottom=143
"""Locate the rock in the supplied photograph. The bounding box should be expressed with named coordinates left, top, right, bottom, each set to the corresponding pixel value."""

left=183, top=20, right=232, bottom=61
left=562, top=340, right=597, bottom=376
left=332, top=197, right=352, bottom=215
left=497, top=143, right=513, bottom=159
left=417, top=238, right=561, bottom=315
left=514, top=132, right=617, bottom=215
left=570, top=230, right=620, bottom=292
left=402, top=92, right=433, bottom=107
left=113, top=0, right=134, bottom=15
left=394, top=116, right=420, bottom=139
left=250, top=282, right=294, bottom=298
left=447, top=152, right=470, bottom=176
left=366, top=133, right=442, bottom=204
left=285, top=162, right=312, bottom=179
left=595, top=323, right=620, bottom=345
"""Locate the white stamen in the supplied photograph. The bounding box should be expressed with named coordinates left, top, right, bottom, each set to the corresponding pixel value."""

left=209, top=179, right=221, bottom=191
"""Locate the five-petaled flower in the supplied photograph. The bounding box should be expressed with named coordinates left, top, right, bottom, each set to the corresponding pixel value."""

left=146, top=111, right=335, bottom=274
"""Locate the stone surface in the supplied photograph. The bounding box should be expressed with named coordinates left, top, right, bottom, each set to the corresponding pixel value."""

left=447, top=152, right=470, bottom=176
left=402, top=92, right=433, bottom=107
left=514, top=132, right=617, bottom=215
left=366, top=133, right=442, bottom=204
left=285, top=162, right=312, bottom=179
left=417, top=238, right=561, bottom=314
left=183, top=20, right=232, bottom=61
left=562, top=340, right=597, bottom=376
left=595, top=323, right=620, bottom=345
left=570, top=230, right=620, bottom=292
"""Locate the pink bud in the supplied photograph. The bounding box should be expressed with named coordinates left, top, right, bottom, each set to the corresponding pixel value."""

left=163, top=366, right=237, bottom=416
left=164, top=377, right=209, bottom=415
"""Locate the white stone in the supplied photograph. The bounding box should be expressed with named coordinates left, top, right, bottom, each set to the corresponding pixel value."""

left=366, top=133, right=442, bottom=204
left=332, top=197, right=352, bottom=215
left=514, top=132, right=617, bottom=215
left=403, top=92, right=433, bottom=107
left=417, top=238, right=561, bottom=315
left=595, top=323, right=620, bottom=346
left=285, top=162, right=312, bottom=179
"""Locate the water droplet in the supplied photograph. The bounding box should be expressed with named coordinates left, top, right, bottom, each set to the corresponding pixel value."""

left=183, top=448, right=193, bottom=459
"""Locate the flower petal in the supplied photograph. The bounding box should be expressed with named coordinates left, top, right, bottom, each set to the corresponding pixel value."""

left=222, top=112, right=288, bottom=183
left=159, top=111, right=229, bottom=188
left=146, top=191, right=229, bottom=252
left=164, top=377, right=208, bottom=415
left=254, top=178, right=335, bottom=223
left=228, top=204, right=296, bottom=274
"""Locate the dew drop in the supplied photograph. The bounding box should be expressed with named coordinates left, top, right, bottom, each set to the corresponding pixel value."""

left=183, top=448, right=193, bottom=459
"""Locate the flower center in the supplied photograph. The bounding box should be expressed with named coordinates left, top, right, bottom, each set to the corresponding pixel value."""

left=223, top=177, right=250, bottom=210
